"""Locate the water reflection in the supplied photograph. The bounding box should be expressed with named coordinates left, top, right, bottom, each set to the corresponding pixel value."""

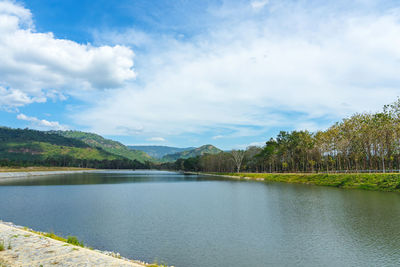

left=0, top=170, right=399, bottom=267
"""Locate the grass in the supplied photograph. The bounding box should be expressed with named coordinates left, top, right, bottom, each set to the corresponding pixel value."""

left=209, top=172, right=400, bottom=192
left=66, top=236, right=84, bottom=247
left=148, top=262, right=168, bottom=267
left=26, top=229, right=85, bottom=248
left=0, top=240, right=4, bottom=251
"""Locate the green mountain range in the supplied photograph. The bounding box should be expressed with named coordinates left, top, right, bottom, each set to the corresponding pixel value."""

left=161, top=145, right=222, bottom=162
left=128, top=145, right=195, bottom=159
left=53, top=131, right=154, bottom=163
left=0, top=127, right=221, bottom=167
left=0, top=127, right=119, bottom=162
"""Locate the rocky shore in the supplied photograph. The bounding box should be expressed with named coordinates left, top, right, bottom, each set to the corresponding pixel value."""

left=0, top=221, right=148, bottom=267
left=0, top=170, right=102, bottom=179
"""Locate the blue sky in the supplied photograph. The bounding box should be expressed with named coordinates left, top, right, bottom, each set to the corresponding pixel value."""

left=1, top=0, right=400, bottom=150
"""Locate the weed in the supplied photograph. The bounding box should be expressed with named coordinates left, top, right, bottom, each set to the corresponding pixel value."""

left=44, top=232, right=66, bottom=242
left=66, top=236, right=84, bottom=247
left=0, top=240, right=4, bottom=251
left=149, top=260, right=168, bottom=267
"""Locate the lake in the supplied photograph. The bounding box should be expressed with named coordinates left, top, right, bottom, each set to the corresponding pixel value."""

left=0, top=170, right=399, bottom=266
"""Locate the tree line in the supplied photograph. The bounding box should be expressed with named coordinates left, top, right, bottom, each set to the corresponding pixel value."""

left=162, top=99, right=400, bottom=173
left=0, top=157, right=150, bottom=169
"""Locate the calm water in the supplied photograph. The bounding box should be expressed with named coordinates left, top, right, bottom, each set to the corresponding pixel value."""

left=0, top=170, right=400, bottom=267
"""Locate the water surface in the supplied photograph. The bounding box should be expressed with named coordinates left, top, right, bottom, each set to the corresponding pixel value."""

left=0, top=170, right=399, bottom=266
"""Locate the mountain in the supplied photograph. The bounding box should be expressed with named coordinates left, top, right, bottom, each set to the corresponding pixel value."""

left=0, top=127, right=120, bottom=162
left=128, top=145, right=195, bottom=159
left=53, top=131, right=154, bottom=163
left=161, top=144, right=222, bottom=162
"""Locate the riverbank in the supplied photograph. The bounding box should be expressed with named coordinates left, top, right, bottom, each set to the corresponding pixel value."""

left=0, top=221, right=151, bottom=267
left=190, top=172, right=400, bottom=192
left=0, top=167, right=93, bottom=173
left=0, top=168, right=102, bottom=180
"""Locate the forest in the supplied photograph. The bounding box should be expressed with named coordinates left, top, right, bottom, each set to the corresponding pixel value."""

left=163, top=99, right=400, bottom=173
left=0, top=156, right=149, bottom=169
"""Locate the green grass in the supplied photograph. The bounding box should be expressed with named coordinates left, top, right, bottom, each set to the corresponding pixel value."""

left=209, top=172, right=400, bottom=192
left=0, top=239, right=4, bottom=251
left=148, top=261, right=168, bottom=267
left=66, top=236, right=84, bottom=247
left=27, top=229, right=85, bottom=248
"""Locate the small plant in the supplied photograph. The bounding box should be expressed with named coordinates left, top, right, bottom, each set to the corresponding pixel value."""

left=66, top=236, right=84, bottom=247
left=7, top=241, right=11, bottom=250
left=0, top=240, right=4, bottom=251
left=44, top=232, right=66, bottom=242
left=149, top=260, right=168, bottom=267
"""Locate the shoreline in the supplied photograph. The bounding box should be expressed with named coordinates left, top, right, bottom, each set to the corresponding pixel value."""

left=187, top=171, right=400, bottom=192
left=0, top=171, right=169, bottom=266
left=0, top=220, right=163, bottom=267
left=0, top=169, right=104, bottom=181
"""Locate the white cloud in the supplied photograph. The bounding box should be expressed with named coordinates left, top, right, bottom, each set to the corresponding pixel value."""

left=17, top=113, right=68, bottom=130
left=248, top=141, right=266, bottom=147
left=74, top=3, right=400, bottom=138
left=0, top=86, right=35, bottom=108
left=0, top=0, right=136, bottom=108
left=3, top=1, right=400, bottom=143
left=147, top=137, right=166, bottom=142
left=251, top=0, right=269, bottom=10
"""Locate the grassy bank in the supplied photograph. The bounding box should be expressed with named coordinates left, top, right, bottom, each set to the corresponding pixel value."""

left=0, top=167, right=94, bottom=172
left=208, top=172, right=400, bottom=192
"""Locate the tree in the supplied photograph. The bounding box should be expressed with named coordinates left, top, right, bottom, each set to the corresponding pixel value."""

left=231, top=150, right=245, bottom=173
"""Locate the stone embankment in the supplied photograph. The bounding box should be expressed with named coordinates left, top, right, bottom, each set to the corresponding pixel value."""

left=0, top=170, right=101, bottom=179
left=0, top=222, right=146, bottom=267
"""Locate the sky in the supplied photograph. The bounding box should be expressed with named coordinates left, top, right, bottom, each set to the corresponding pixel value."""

left=0, top=0, right=400, bottom=150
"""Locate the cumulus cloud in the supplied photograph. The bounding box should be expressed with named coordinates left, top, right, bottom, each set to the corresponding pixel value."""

left=74, top=1, right=400, bottom=139
left=17, top=113, right=68, bottom=130
left=147, top=137, right=166, bottom=142
left=0, top=0, right=136, bottom=108
left=0, top=86, right=35, bottom=108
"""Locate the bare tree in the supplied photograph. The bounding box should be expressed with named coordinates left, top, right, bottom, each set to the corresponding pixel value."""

left=231, top=150, right=245, bottom=173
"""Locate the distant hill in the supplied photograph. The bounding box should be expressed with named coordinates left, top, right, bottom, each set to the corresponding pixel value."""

left=0, top=127, right=120, bottom=162
left=128, top=145, right=195, bottom=159
left=161, top=144, right=222, bottom=162
left=53, top=131, right=154, bottom=163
